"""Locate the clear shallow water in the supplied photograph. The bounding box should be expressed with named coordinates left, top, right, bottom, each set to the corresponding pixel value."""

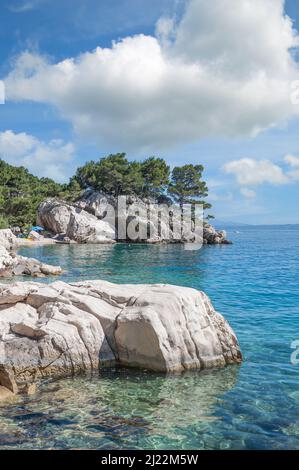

left=0, top=225, right=298, bottom=449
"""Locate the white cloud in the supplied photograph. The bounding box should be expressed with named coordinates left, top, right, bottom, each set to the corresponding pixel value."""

left=0, top=130, right=75, bottom=182
left=223, top=154, right=299, bottom=190
left=223, top=158, right=289, bottom=186
left=284, top=154, right=299, bottom=167
left=172, top=0, right=299, bottom=78
left=284, top=153, right=299, bottom=181
left=4, top=0, right=299, bottom=151
left=240, top=187, right=257, bottom=199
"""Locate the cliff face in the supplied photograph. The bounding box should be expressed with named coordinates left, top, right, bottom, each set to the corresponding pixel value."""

left=0, top=279, right=242, bottom=400
left=37, top=191, right=231, bottom=245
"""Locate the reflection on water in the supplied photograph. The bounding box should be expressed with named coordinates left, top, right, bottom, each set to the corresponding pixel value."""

left=0, top=367, right=239, bottom=450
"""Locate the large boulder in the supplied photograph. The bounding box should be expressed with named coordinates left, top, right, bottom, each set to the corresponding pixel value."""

left=37, top=199, right=115, bottom=243
left=74, top=189, right=116, bottom=219
left=0, top=280, right=242, bottom=398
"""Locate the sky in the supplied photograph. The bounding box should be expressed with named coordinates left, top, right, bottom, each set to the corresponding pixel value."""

left=1, top=0, right=299, bottom=224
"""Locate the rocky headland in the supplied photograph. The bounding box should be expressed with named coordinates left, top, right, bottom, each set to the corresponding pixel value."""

left=37, top=191, right=231, bottom=245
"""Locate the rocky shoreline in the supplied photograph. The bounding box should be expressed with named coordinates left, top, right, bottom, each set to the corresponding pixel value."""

left=37, top=192, right=232, bottom=245
left=0, top=207, right=239, bottom=403
left=0, top=279, right=242, bottom=401
left=0, top=230, right=62, bottom=279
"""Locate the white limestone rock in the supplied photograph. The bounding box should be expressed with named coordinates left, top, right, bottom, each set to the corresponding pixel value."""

left=37, top=199, right=115, bottom=243
left=38, top=193, right=231, bottom=245
left=115, top=285, right=241, bottom=371
left=0, top=229, right=63, bottom=278
left=0, top=229, right=17, bottom=250
left=0, top=280, right=242, bottom=393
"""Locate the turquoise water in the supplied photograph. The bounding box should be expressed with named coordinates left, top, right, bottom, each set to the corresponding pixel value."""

left=0, top=225, right=298, bottom=449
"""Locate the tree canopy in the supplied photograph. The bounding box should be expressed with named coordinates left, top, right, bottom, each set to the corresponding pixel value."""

left=168, top=164, right=212, bottom=210
left=75, top=153, right=170, bottom=199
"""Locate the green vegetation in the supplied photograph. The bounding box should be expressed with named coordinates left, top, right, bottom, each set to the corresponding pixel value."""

left=0, top=153, right=212, bottom=228
left=0, top=215, right=9, bottom=229
left=0, top=159, right=68, bottom=227
left=168, top=164, right=212, bottom=210
left=75, top=153, right=170, bottom=199
left=75, top=153, right=145, bottom=197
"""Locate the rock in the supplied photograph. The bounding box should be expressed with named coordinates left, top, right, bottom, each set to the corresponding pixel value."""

left=40, top=264, right=63, bottom=276
left=24, top=383, right=37, bottom=396
left=0, top=280, right=242, bottom=393
left=0, top=386, right=15, bottom=402
left=0, top=229, right=17, bottom=250
left=12, top=263, right=27, bottom=276
left=11, top=322, right=47, bottom=339
left=222, top=239, right=233, bottom=245
left=0, top=284, right=30, bottom=305
left=74, top=190, right=116, bottom=219
left=203, top=224, right=231, bottom=245
left=0, top=365, right=18, bottom=393
left=0, top=245, right=14, bottom=276
left=0, top=231, right=63, bottom=279
left=38, top=193, right=231, bottom=245
left=115, top=285, right=241, bottom=371
left=37, top=199, right=116, bottom=244
left=28, top=230, right=41, bottom=241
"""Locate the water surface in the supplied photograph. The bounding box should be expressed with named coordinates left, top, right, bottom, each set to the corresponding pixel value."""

left=1, top=225, right=298, bottom=449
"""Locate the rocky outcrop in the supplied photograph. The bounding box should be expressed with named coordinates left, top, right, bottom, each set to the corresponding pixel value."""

left=203, top=224, right=230, bottom=245
left=38, top=193, right=232, bottom=245
left=37, top=199, right=116, bottom=244
left=0, top=229, right=16, bottom=250
left=0, top=230, right=63, bottom=278
left=0, top=279, right=242, bottom=399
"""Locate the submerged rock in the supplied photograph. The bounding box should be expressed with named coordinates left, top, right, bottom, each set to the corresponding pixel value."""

left=0, top=385, right=16, bottom=403
left=0, top=280, right=242, bottom=397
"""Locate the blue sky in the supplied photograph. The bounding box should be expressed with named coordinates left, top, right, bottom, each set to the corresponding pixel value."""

left=1, top=0, right=299, bottom=224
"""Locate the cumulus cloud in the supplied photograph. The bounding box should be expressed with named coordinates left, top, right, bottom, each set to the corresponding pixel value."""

left=4, top=0, right=299, bottom=151
left=0, top=130, right=75, bottom=181
left=223, top=158, right=289, bottom=186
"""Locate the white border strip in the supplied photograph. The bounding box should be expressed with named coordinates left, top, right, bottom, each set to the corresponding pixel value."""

left=0, top=81, right=5, bottom=104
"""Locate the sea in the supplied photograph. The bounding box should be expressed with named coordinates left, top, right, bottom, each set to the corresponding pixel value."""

left=0, top=225, right=298, bottom=450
